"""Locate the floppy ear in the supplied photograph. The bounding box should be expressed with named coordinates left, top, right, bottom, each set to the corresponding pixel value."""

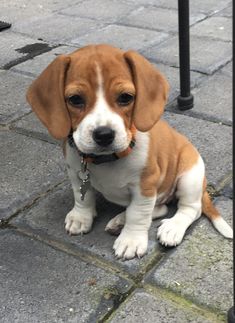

left=26, top=55, right=71, bottom=139
left=124, top=51, right=169, bottom=132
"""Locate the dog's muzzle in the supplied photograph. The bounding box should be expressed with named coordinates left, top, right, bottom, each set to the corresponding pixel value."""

left=92, top=126, right=115, bottom=147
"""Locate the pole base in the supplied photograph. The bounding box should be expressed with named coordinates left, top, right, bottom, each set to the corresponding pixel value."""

left=228, top=307, right=235, bottom=323
left=177, top=94, right=194, bottom=111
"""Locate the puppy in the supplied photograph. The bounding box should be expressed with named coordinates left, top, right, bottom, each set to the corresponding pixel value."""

left=26, top=44, right=233, bottom=260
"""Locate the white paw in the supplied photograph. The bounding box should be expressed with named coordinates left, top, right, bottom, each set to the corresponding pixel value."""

left=113, top=229, right=148, bottom=260
left=157, top=218, right=187, bottom=247
left=105, top=211, right=125, bottom=235
left=65, top=208, right=93, bottom=235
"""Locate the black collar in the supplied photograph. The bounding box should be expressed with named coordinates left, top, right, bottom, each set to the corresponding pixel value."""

left=67, top=132, right=135, bottom=165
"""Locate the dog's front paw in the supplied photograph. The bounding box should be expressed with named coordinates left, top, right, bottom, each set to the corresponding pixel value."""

left=157, top=218, right=186, bottom=247
left=113, top=229, right=148, bottom=260
left=65, top=207, right=93, bottom=235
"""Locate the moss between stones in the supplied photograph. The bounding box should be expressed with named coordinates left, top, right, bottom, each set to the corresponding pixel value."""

left=145, top=284, right=226, bottom=323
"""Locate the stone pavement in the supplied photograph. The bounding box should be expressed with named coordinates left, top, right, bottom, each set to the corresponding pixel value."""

left=0, top=0, right=232, bottom=322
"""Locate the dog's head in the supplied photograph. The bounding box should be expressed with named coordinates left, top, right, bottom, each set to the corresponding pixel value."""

left=27, top=44, right=169, bottom=154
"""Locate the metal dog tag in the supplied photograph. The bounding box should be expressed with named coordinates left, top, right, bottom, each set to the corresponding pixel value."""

left=79, top=174, right=91, bottom=201
left=77, top=158, right=91, bottom=201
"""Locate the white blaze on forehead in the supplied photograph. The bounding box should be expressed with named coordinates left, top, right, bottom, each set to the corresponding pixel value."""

left=72, top=62, right=129, bottom=154
left=91, top=63, right=125, bottom=129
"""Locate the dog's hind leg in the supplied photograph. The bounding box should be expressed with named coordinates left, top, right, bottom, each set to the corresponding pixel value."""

left=105, top=211, right=125, bottom=235
left=152, top=204, right=168, bottom=220
left=105, top=204, right=168, bottom=235
left=157, top=156, right=204, bottom=247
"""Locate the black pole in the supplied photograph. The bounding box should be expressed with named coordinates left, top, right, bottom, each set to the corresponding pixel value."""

left=227, top=2, right=235, bottom=322
left=177, top=0, right=194, bottom=110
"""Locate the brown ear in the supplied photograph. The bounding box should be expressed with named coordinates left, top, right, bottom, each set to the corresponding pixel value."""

left=26, top=55, right=71, bottom=139
left=124, top=51, right=169, bottom=132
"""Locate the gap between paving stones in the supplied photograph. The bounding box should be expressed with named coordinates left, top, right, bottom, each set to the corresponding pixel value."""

left=214, top=171, right=233, bottom=194
left=0, top=179, right=67, bottom=226
left=10, top=123, right=59, bottom=146
left=143, top=285, right=227, bottom=322
left=166, top=100, right=232, bottom=127
left=88, top=285, right=136, bottom=323
left=143, top=278, right=228, bottom=321
left=189, top=58, right=232, bottom=76
left=145, top=43, right=232, bottom=76
left=113, top=10, right=207, bottom=35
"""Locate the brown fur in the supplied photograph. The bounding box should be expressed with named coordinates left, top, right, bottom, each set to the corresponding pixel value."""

left=140, top=120, right=199, bottom=197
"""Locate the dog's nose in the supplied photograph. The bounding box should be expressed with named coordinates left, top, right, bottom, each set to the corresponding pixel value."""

left=92, top=126, right=115, bottom=147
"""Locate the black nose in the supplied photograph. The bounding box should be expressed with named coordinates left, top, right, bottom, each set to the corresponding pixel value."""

left=92, top=126, right=115, bottom=147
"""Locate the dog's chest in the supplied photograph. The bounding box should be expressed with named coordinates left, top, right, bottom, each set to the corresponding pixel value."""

left=89, top=158, right=140, bottom=206
left=89, top=131, right=149, bottom=205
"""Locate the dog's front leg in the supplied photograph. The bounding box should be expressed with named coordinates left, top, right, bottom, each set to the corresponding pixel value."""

left=64, top=142, right=96, bottom=235
left=113, top=186, right=156, bottom=260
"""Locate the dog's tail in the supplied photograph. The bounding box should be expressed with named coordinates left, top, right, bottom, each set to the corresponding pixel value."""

left=202, top=190, right=233, bottom=239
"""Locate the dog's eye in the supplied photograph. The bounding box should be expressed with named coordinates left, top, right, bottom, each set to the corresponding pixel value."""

left=68, top=95, right=86, bottom=108
left=117, top=93, right=134, bottom=106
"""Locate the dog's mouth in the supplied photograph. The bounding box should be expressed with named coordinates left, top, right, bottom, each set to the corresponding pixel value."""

left=79, top=142, right=130, bottom=156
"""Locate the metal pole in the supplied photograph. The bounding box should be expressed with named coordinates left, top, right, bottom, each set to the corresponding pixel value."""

left=227, top=2, right=235, bottom=322
left=177, top=0, right=194, bottom=110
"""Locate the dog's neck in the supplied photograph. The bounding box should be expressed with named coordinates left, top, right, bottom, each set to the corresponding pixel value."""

left=67, top=130, right=136, bottom=165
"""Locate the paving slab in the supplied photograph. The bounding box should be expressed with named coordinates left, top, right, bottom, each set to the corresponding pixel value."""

left=10, top=112, right=58, bottom=145
left=14, top=14, right=105, bottom=44
left=0, top=32, right=48, bottom=69
left=11, top=45, right=79, bottom=77
left=143, top=36, right=232, bottom=74
left=119, top=6, right=205, bottom=33
left=0, top=229, right=132, bottom=323
left=163, top=112, right=232, bottom=188
left=190, top=17, right=232, bottom=42
left=145, top=0, right=231, bottom=15
left=215, top=3, right=232, bottom=17
left=155, top=64, right=204, bottom=104
left=0, top=0, right=82, bottom=23
left=109, top=289, right=222, bottom=323
left=0, top=130, right=65, bottom=219
left=146, top=197, right=233, bottom=314
left=60, top=0, right=138, bottom=24
left=71, top=24, right=168, bottom=51
left=12, top=183, right=166, bottom=276
left=221, top=61, right=232, bottom=77
left=170, top=72, right=232, bottom=125
left=0, top=71, right=32, bottom=125
left=0, top=2, right=51, bottom=24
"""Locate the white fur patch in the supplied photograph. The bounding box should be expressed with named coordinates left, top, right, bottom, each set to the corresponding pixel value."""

left=212, top=217, right=233, bottom=239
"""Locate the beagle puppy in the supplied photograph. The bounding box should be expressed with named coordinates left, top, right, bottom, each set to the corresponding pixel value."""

left=26, top=44, right=233, bottom=260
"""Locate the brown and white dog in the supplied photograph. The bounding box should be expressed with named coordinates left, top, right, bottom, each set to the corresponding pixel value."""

left=26, top=44, right=233, bottom=260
